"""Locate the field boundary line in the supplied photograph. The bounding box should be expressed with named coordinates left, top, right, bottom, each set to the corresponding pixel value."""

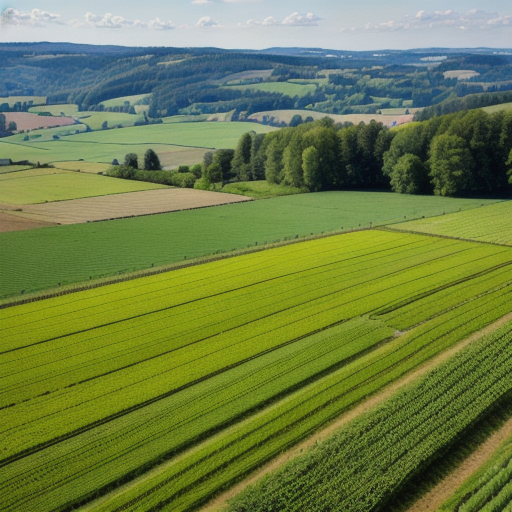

left=198, top=312, right=512, bottom=512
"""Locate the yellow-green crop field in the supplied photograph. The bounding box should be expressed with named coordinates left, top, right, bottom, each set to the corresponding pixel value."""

left=396, top=201, right=512, bottom=245
left=1, top=229, right=511, bottom=512
left=0, top=168, right=167, bottom=204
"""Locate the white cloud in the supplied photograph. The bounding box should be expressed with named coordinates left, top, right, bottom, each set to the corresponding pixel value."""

left=196, top=16, right=219, bottom=27
left=365, top=9, right=512, bottom=32
left=1, top=8, right=62, bottom=26
left=244, top=12, right=320, bottom=27
left=282, top=12, right=321, bottom=26
left=147, top=18, right=176, bottom=30
left=191, top=0, right=213, bottom=4
left=70, top=12, right=174, bottom=30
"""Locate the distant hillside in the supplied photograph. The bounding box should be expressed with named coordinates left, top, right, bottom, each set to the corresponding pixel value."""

left=1, top=43, right=512, bottom=125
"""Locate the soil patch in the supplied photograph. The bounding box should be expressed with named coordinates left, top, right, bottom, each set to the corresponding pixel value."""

left=0, top=211, right=58, bottom=232
left=0, top=188, right=252, bottom=227
left=4, top=112, right=76, bottom=131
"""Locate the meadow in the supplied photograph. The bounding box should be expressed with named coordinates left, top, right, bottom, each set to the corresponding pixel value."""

left=0, top=122, right=276, bottom=165
left=28, top=104, right=80, bottom=116
left=1, top=229, right=511, bottom=512
left=0, top=192, right=499, bottom=297
left=0, top=168, right=167, bottom=205
left=99, top=93, right=151, bottom=108
left=225, top=82, right=317, bottom=98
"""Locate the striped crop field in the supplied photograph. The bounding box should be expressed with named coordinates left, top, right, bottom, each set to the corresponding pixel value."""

left=0, top=191, right=499, bottom=298
left=227, top=322, right=512, bottom=512
left=394, top=200, right=512, bottom=245
left=1, top=229, right=511, bottom=512
left=439, top=434, right=512, bottom=512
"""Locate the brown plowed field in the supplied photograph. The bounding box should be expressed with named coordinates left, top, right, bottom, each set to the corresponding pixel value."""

left=0, top=212, right=58, bottom=232
left=4, top=112, right=76, bottom=131
left=0, top=188, right=252, bottom=228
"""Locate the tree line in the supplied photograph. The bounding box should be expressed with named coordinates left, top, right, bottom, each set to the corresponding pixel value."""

left=201, top=109, right=512, bottom=197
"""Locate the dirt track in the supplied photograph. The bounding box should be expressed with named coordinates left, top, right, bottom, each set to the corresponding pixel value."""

left=0, top=188, right=252, bottom=229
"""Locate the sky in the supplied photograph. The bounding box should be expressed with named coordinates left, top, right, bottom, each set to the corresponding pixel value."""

left=1, top=0, right=511, bottom=51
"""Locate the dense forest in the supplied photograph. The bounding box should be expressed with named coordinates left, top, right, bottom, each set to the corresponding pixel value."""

left=200, top=109, right=512, bottom=197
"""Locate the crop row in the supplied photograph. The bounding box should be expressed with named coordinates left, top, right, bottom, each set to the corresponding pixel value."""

left=226, top=321, right=512, bottom=512
left=377, top=263, right=512, bottom=331
left=0, top=317, right=393, bottom=512
left=439, top=433, right=512, bottom=512
left=75, top=292, right=512, bottom=512
left=2, top=235, right=509, bottom=460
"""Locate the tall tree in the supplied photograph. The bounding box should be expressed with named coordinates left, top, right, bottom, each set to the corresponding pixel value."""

left=302, top=146, right=321, bottom=191
left=231, top=132, right=253, bottom=181
left=124, top=153, right=138, bottom=169
left=389, top=154, right=430, bottom=195
left=429, top=134, right=474, bottom=197
left=144, top=149, right=162, bottom=171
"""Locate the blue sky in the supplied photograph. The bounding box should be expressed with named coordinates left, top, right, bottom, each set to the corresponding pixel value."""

left=1, top=0, right=511, bottom=50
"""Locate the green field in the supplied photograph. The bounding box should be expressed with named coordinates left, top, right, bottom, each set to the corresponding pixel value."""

left=75, top=111, right=146, bottom=130
left=0, top=95, right=46, bottom=107
left=481, top=101, right=512, bottom=113
left=0, top=192, right=499, bottom=297
left=396, top=201, right=512, bottom=245
left=100, top=93, right=151, bottom=107
left=1, top=230, right=510, bottom=512
left=0, top=122, right=276, bottom=165
left=226, top=82, right=317, bottom=97
left=0, top=169, right=167, bottom=205
left=0, top=165, right=32, bottom=174
left=28, top=104, right=79, bottom=116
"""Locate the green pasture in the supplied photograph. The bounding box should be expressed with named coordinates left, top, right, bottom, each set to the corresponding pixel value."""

left=75, top=112, right=145, bottom=130
left=0, top=169, right=167, bottom=205
left=225, top=81, right=317, bottom=97
left=0, top=191, right=499, bottom=297
left=162, top=114, right=209, bottom=123
left=396, top=201, right=512, bottom=245
left=0, top=165, right=32, bottom=174
left=53, top=161, right=112, bottom=173
left=0, top=122, right=274, bottom=165
left=0, top=96, right=46, bottom=107
left=482, top=101, right=512, bottom=113
left=28, top=104, right=79, bottom=116
left=66, top=121, right=276, bottom=146
left=99, top=93, right=151, bottom=107
left=8, top=124, right=87, bottom=143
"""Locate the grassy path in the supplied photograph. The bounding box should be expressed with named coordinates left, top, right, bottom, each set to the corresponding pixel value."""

left=199, top=311, right=512, bottom=512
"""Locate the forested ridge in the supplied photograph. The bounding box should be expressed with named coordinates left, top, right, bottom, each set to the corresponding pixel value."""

left=2, top=43, right=512, bottom=120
